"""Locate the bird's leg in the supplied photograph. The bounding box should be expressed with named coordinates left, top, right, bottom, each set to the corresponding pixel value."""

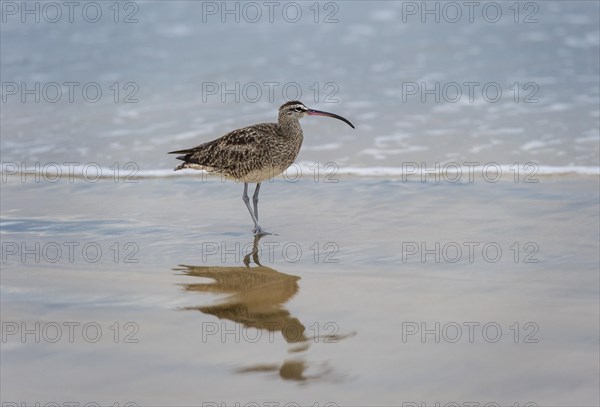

left=252, top=182, right=261, bottom=221
left=243, top=183, right=267, bottom=236
left=243, top=183, right=272, bottom=236
left=243, top=182, right=259, bottom=228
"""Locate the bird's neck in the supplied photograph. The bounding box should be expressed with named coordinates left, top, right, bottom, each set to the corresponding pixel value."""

left=278, top=116, right=303, bottom=140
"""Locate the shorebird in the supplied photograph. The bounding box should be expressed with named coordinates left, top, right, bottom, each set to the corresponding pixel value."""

left=168, top=101, right=354, bottom=235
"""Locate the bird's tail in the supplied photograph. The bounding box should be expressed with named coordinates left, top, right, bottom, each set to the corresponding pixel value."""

left=168, top=148, right=195, bottom=155
left=169, top=143, right=216, bottom=172
left=168, top=149, right=194, bottom=171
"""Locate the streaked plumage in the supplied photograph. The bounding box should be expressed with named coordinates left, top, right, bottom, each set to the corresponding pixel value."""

left=168, top=101, right=354, bottom=235
left=170, top=122, right=301, bottom=182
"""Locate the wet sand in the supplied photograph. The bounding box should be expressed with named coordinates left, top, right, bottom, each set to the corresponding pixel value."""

left=1, top=174, right=599, bottom=405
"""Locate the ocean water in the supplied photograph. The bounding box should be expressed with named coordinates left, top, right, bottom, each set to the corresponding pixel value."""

left=1, top=0, right=599, bottom=172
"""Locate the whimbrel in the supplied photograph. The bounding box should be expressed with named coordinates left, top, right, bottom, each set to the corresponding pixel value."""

left=168, top=101, right=354, bottom=235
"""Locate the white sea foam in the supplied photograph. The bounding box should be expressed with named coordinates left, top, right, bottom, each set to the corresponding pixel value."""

left=520, top=141, right=548, bottom=151
left=359, top=146, right=428, bottom=160
left=545, top=103, right=571, bottom=112
left=4, top=163, right=598, bottom=180
left=469, top=140, right=503, bottom=154
left=520, top=139, right=563, bottom=151
left=28, top=145, right=56, bottom=155
left=303, top=143, right=343, bottom=151
left=331, top=165, right=600, bottom=177
left=374, top=133, right=413, bottom=148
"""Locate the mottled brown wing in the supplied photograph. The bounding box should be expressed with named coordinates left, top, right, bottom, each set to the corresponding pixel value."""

left=169, top=123, right=279, bottom=179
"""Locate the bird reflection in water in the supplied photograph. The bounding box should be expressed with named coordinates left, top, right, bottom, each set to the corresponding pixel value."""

left=175, top=234, right=353, bottom=382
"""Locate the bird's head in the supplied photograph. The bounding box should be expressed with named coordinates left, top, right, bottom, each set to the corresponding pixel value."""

left=278, top=101, right=355, bottom=129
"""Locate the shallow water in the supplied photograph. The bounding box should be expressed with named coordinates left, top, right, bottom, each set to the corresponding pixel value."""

left=1, top=0, right=599, bottom=405
left=1, top=175, right=599, bottom=405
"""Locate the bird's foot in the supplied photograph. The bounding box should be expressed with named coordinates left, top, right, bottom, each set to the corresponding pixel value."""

left=253, top=226, right=275, bottom=236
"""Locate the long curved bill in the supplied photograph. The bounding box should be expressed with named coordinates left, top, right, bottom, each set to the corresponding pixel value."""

left=307, top=109, right=355, bottom=129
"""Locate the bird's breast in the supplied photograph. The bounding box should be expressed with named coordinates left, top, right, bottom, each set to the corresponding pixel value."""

left=238, top=165, right=289, bottom=183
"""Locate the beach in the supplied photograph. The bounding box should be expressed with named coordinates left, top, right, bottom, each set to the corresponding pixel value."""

left=1, top=173, right=598, bottom=405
